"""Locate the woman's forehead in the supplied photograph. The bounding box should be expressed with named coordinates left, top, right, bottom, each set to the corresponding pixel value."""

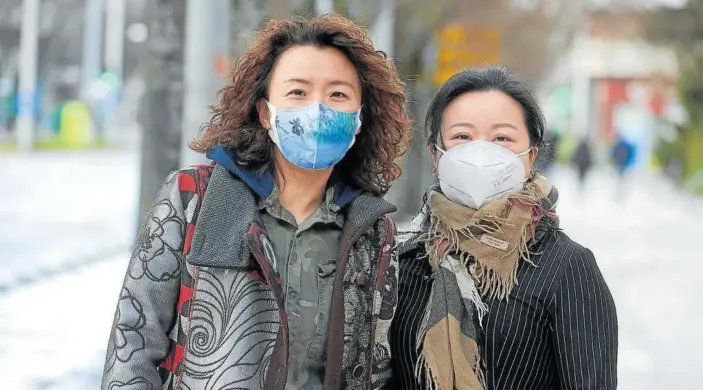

left=270, top=45, right=360, bottom=88
left=442, top=91, right=524, bottom=127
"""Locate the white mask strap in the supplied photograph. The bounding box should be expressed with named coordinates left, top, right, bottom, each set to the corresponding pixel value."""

left=264, top=100, right=281, bottom=146
left=516, top=146, right=533, bottom=157
left=437, top=143, right=531, bottom=156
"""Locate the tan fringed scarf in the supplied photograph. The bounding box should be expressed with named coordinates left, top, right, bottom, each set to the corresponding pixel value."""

left=417, top=175, right=558, bottom=390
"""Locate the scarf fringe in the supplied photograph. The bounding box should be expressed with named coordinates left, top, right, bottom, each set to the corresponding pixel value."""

left=415, top=289, right=435, bottom=388
left=412, top=178, right=558, bottom=389
left=415, top=255, right=489, bottom=389
left=423, top=188, right=548, bottom=300
left=415, top=337, right=487, bottom=390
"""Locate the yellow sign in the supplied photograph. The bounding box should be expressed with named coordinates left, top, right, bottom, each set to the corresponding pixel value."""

left=433, top=24, right=502, bottom=87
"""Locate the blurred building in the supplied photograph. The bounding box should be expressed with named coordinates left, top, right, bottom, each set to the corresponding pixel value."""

left=545, top=8, right=680, bottom=172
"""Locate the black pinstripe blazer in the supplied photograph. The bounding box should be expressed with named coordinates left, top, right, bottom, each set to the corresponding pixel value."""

left=387, top=220, right=618, bottom=390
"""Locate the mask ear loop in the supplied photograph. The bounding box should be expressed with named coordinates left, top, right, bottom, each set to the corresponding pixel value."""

left=431, top=145, right=443, bottom=175
left=264, top=100, right=281, bottom=145
left=433, top=130, right=449, bottom=154
left=431, top=132, right=447, bottom=175
left=516, top=146, right=537, bottom=181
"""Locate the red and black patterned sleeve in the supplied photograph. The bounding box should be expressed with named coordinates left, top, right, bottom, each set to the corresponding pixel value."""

left=101, top=171, right=185, bottom=390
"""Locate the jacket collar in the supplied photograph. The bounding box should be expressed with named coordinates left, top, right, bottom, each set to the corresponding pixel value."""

left=206, top=144, right=361, bottom=208
left=187, top=163, right=395, bottom=269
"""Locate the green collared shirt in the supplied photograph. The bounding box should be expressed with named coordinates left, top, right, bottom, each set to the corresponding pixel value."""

left=258, top=185, right=344, bottom=389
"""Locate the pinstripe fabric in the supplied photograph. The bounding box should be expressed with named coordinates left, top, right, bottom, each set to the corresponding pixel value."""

left=388, top=230, right=618, bottom=390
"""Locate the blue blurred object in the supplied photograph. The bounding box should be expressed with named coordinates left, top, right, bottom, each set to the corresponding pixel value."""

left=612, top=136, right=636, bottom=173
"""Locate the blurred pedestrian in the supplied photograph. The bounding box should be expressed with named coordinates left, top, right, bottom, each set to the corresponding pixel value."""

left=571, top=137, right=593, bottom=192
left=388, top=67, right=618, bottom=390
left=101, top=14, right=412, bottom=390
left=611, top=134, right=636, bottom=198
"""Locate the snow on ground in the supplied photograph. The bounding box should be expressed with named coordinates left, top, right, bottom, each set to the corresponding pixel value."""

left=0, top=151, right=701, bottom=389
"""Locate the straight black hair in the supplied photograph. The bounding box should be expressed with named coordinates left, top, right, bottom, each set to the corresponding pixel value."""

left=425, top=66, right=546, bottom=150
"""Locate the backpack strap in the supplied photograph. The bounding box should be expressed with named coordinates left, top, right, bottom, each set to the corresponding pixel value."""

left=158, top=164, right=214, bottom=378
left=178, top=164, right=215, bottom=255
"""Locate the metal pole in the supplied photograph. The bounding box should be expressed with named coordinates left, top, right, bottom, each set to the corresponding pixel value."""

left=104, top=0, right=125, bottom=82
left=103, top=0, right=126, bottom=144
left=315, top=0, right=334, bottom=15
left=370, top=0, right=395, bottom=57
left=570, top=20, right=590, bottom=140
left=16, top=0, right=40, bottom=152
left=136, top=0, right=186, bottom=229
left=180, top=0, right=216, bottom=167
left=81, top=0, right=105, bottom=97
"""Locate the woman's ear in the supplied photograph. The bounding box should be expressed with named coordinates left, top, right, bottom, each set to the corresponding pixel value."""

left=257, top=99, right=271, bottom=129
left=429, top=145, right=439, bottom=177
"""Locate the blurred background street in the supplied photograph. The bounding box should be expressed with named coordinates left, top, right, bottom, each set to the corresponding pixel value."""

left=1, top=0, right=702, bottom=389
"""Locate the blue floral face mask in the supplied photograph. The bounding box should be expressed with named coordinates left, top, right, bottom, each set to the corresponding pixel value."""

left=266, top=101, right=361, bottom=170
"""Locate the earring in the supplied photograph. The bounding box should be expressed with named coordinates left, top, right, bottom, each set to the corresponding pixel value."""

left=431, top=166, right=438, bottom=175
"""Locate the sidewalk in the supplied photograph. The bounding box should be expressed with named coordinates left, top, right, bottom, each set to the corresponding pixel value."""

left=0, top=150, right=138, bottom=388
left=0, top=150, right=138, bottom=290
left=0, top=253, right=128, bottom=390
left=551, top=166, right=703, bottom=390
left=1, top=155, right=701, bottom=389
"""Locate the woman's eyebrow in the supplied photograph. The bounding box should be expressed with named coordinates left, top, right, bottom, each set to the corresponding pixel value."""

left=448, top=122, right=475, bottom=129
left=283, top=78, right=312, bottom=85
left=491, top=123, right=518, bottom=130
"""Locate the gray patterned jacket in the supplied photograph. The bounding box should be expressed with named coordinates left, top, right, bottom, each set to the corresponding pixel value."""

left=101, top=164, right=399, bottom=390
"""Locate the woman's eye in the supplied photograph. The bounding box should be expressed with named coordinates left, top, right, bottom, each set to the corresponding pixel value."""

left=456, top=134, right=471, bottom=140
left=287, top=90, right=305, bottom=97
left=495, top=136, right=511, bottom=142
left=331, top=91, right=348, bottom=99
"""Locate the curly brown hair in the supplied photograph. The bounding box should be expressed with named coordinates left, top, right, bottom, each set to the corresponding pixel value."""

left=189, top=14, right=412, bottom=196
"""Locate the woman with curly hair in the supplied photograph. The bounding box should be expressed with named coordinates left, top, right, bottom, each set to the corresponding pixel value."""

left=101, top=14, right=411, bottom=390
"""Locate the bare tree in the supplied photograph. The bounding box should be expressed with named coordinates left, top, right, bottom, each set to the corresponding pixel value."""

left=0, top=0, right=22, bottom=66
left=136, top=0, right=186, bottom=225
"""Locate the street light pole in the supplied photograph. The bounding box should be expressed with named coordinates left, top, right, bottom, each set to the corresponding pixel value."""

left=81, top=0, right=105, bottom=97
left=315, top=0, right=334, bottom=15
left=104, top=0, right=126, bottom=144
left=570, top=20, right=591, bottom=141
left=180, top=0, right=217, bottom=167
left=370, top=0, right=395, bottom=57
left=16, top=0, right=40, bottom=152
left=104, top=0, right=125, bottom=83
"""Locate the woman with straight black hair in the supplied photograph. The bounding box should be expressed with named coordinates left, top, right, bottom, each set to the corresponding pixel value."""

left=388, top=66, right=618, bottom=390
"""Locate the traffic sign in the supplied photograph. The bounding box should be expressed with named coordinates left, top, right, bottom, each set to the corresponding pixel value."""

left=433, top=24, right=502, bottom=87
